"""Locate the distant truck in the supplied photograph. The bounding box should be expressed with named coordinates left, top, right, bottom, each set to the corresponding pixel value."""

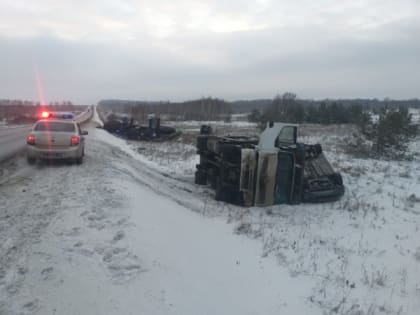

left=103, top=114, right=178, bottom=141
left=195, top=123, right=344, bottom=207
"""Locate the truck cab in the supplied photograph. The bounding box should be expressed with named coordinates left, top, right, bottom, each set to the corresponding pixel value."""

left=195, top=122, right=344, bottom=207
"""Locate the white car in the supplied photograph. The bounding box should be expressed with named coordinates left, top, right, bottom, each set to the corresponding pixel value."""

left=26, top=115, right=87, bottom=164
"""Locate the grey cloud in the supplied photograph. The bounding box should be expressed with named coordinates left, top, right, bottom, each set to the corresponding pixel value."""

left=0, top=1, right=419, bottom=103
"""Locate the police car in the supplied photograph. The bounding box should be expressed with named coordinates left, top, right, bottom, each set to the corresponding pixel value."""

left=26, top=111, right=88, bottom=164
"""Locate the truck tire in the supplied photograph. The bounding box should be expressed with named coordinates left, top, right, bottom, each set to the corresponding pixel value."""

left=197, top=136, right=209, bottom=152
left=314, top=144, right=323, bottom=155
left=200, top=125, right=212, bottom=135
left=220, top=143, right=242, bottom=163
left=216, top=183, right=244, bottom=205
left=207, top=169, right=218, bottom=188
left=126, top=128, right=140, bottom=140
left=195, top=171, right=207, bottom=185
left=158, top=126, right=176, bottom=135
left=330, top=173, right=343, bottom=186
left=199, top=155, right=209, bottom=166
left=196, top=164, right=208, bottom=171
left=215, top=178, right=225, bottom=201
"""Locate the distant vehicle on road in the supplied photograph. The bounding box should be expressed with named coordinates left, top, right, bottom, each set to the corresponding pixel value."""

left=26, top=112, right=88, bottom=164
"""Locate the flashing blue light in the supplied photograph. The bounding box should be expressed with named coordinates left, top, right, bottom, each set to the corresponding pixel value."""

left=62, top=114, right=74, bottom=119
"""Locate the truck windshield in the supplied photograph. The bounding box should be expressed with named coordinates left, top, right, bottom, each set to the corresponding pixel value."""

left=276, top=126, right=296, bottom=144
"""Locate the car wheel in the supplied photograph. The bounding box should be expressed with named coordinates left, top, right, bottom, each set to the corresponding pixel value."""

left=27, top=157, right=36, bottom=165
left=76, top=156, right=83, bottom=164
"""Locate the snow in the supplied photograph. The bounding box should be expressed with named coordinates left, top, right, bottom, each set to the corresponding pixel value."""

left=1, top=117, right=420, bottom=315
left=94, top=122, right=420, bottom=314
left=92, top=105, right=104, bottom=127
left=0, top=126, right=314, bottom=315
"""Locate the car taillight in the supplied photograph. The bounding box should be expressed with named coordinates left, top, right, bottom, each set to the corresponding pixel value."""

left=70, top=136, right=80, bottom=146
left=27, top=134, right=35, bottom=145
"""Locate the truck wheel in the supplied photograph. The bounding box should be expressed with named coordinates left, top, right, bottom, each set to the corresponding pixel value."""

left=220, top=144, right=241, bottom=163
left=199, top=155, right=208, bottom=165
left=215, top=179, right=225, bottom=201
left=209, top=173, right=217, bottom=189
left=195, top=171, right=207, bottom=185
left=314, top=144, right=323, bottom=155
left=330, top=173, right=343, bottom=185
left=197, top=136, right=209, bottom=152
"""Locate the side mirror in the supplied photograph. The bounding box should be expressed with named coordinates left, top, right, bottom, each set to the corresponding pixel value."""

left=81, top=130, right=88, bottom=136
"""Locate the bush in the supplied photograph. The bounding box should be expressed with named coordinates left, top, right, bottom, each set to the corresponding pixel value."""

left=372, top=108, right=418, bottom=158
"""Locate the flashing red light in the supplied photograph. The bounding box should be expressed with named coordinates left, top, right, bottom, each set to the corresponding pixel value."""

left=70, top=136, right=80, bottom=146
left=41, top=111, right=50, bottom=118
left=27, top=134, right=35, bottom=145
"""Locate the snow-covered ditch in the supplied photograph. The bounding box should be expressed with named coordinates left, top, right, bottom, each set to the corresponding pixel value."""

left=98, top=121, right=420, bottom=315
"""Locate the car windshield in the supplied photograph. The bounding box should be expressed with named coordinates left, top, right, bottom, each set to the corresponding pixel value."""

left=34, top=122, right=75, bottom=132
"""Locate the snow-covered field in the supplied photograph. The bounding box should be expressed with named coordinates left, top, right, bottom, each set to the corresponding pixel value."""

left=1, top=112, right=419, bottom=315
left=113, top=120, right=420, bottom=314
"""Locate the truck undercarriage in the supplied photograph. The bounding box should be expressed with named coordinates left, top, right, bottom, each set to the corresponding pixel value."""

left=195, top=123, right=345, bottom=207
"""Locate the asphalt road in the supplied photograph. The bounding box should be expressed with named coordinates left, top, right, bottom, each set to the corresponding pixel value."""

left=0, top=125, right=32, bottom=162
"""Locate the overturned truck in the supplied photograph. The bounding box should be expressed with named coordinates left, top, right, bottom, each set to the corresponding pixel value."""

left=103, top=114, right=178, bottom=141
left=195, top=123, right=344, bottom=207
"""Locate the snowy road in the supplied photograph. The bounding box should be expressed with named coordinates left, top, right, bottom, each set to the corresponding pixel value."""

left=0, top=125, right=31, bottom=162
left=0, top=122, right=314, bottom=315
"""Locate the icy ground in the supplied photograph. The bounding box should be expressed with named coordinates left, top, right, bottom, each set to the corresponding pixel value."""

left=1, top=114, right=420, bottom=315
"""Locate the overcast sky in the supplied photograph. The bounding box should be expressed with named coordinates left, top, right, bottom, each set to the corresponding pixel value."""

left=0, top=0, right=419, bottom=104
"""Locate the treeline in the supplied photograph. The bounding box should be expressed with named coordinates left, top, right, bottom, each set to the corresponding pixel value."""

left=0, top=104, right=88, bottom=123
left=0, top=105, right=39, bottom=123
left=0, top=99, right=74, bottom=106
left=231, top=96, right=420, bottom=113
left=248, top=93, right=370, bottom=125
left=344, top=107, right=418, bottom=159
left=99, top=98, right=231, bottom=121
left=373, top=107, right=417, bottom=156
left=249, top=93, right=418, bottom=158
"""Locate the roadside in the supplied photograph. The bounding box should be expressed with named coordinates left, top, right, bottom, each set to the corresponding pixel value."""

left=1, top=126, right=316, bottom=315
left=94, top=119, right=420, bottom=314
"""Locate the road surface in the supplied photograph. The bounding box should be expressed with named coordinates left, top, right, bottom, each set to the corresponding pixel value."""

left=0, top=125, right=31, bottom=162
